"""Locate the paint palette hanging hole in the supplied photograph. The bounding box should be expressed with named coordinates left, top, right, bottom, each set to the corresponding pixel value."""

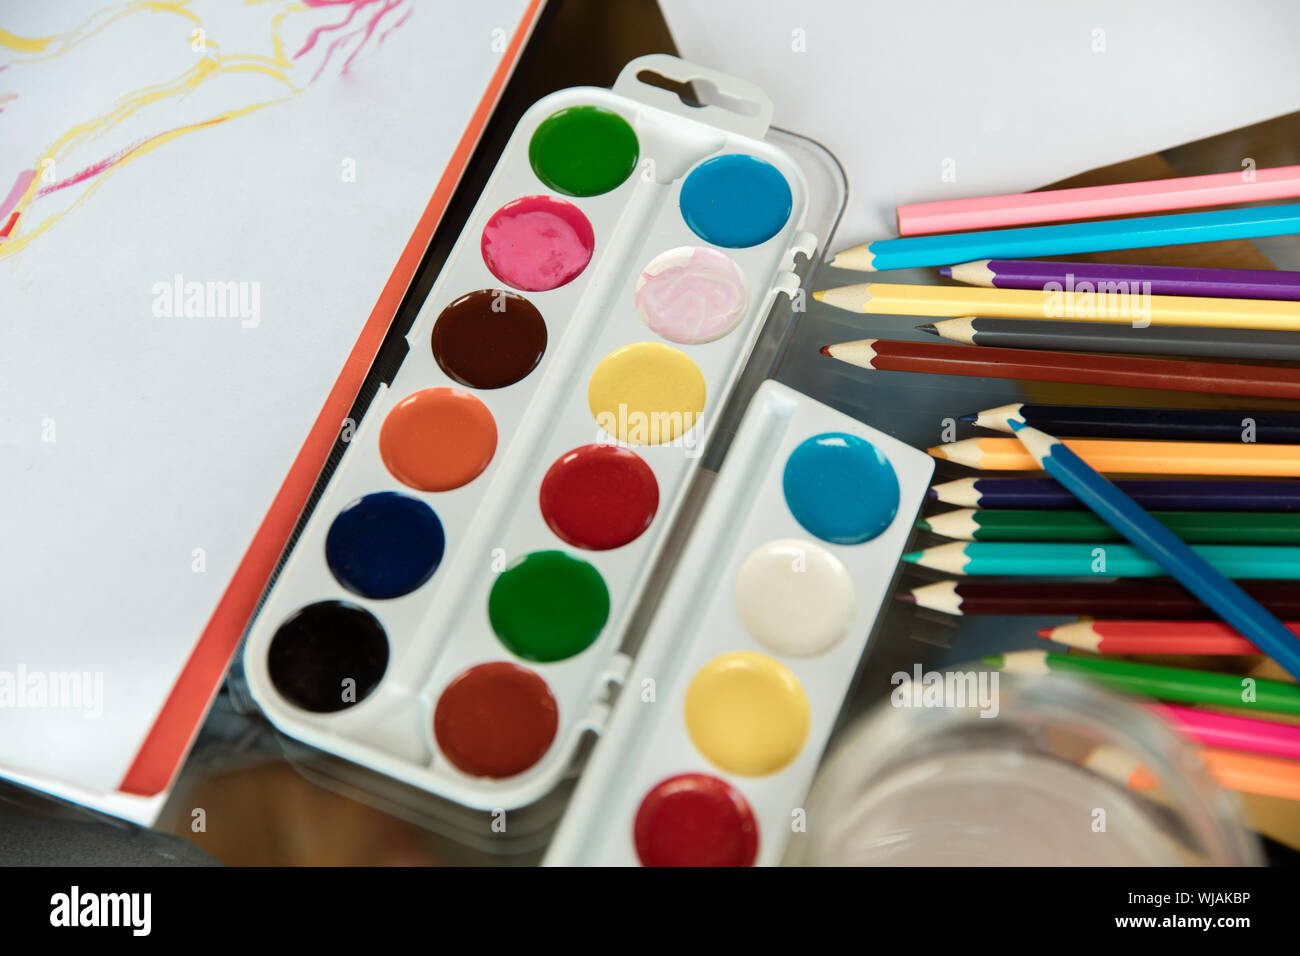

left=634, top=70, right=763, bottom=119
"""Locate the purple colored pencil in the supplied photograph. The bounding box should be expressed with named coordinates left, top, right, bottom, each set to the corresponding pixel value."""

left=928, top=477, right=1300, bottom=511
left=941, top=259, right=1300, bottom=301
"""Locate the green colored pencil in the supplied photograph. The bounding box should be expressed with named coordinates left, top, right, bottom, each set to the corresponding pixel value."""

left=903, top=541, right=1300, bottom=578
left=918, top=508, right=1300, bottom=544
left=984, top=649, right=1300, bottom=716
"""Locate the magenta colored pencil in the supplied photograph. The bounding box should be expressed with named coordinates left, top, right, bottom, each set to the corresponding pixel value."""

left=942, top=259, right=1300, bottom=301
left=1149, top=704, right=1300, bottom=761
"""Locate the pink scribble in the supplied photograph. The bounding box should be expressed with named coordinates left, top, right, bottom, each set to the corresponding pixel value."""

left=26, top=114, right=239, bottom=207
left=36, top=150, right=131, bottom=197
left=294, top=0, right=371, bottom=59
left=0, top=169, right=35, bottom=222
left=377, top=7, right=412, bottom=48
left=294, top=0, right=408, bottom=82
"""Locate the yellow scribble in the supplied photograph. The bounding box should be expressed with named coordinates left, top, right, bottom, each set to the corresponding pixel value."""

left=2, top=101, right=284, bottom=258
left=0, top=2, right=200, bottom=63
left=0, top=0, right=352, bottom=258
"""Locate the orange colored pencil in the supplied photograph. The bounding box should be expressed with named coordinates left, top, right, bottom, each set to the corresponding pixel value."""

left=929, top=437, right=1300, bottom=477
left=1086, top=745, right=1300, bottom=800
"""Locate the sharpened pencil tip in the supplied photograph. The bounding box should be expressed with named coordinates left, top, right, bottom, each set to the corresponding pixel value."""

left=901, top=551, right=921, bottom=564
left=916, top=518, right=932, bottom=532
left=819, top=345, right=833, bottom=357
left=895, top=591, right=916, bottom=604
left=957, top=412, right=975, bottom=423
left=812, top=290, right=825, bottom=302
left=926, top=487, right=938, bottom=499
left=916, top=323, right=938, bottom=336
left=937, top=267, right=952, bottom=278
left=1036, top=627, right=1053, bottom=639
left=982, top=655, right=1005, bottom=668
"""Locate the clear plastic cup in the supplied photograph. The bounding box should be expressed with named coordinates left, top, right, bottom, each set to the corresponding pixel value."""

left=786, top=672, right=1262, bottom=866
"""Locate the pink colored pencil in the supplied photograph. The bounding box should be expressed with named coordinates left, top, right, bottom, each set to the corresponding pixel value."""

left=1149, top=704, right=1300, bottom=762
left=896, top=164, right=1300, bottom=235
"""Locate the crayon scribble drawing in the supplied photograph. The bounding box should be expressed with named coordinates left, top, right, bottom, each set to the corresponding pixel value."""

left=0, top=0, right=411, bottom=259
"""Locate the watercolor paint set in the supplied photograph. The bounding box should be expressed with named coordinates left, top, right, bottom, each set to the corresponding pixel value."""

left=543, top=380, right=933, bottom=865
left=241, top=57, right=848, bottom=812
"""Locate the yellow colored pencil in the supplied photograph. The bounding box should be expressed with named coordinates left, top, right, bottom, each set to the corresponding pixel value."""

left=812, top=282, right=1300, bottom=331
left=929, top=437, right=1300, bottom=477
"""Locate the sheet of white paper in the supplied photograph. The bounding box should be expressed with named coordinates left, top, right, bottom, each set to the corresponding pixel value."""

left=661, top=0, right=1300, bottom=243
left=0, top=0, right=529, bottom=804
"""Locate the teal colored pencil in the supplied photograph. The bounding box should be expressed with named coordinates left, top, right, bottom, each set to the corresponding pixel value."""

left=832, top=202, right=1300, bottom=272
left=902, top=541, right=1300, bottom=579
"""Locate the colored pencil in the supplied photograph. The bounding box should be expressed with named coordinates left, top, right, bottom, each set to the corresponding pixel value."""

left=1086, top=743, right=1300, bottom=802
left=984, top=650, right=1300, bottom=715
left=894, top=165, right=1300, bottom=235
left=921, top=317, right=1300, bottom=361
left=1007, top=419, right=1300, bottom=680
left=821, top=338, right=1300, bottom=400
left=929, top=436, right=1300, bottom=477
left=896, top=580, right=1300, bottom=618
left=963, top=403, right=1300, bottom=444
left=831, top=202, right=1300, bottom=272
left=1040, top=618, right=1276, bottom=655
left=941, top=259, right=1300, bottom=300
left=813, top=282, right=1300, bottom=330
left=929, top=477, right=1300, bottom=511
left=920, top=508, right=1300, bottom=544
left=1194, top=749, right=1300, bottom=801
left=903, top=541, right=1300, bottom=579
left=1150, top=704, right=1300, bottom=762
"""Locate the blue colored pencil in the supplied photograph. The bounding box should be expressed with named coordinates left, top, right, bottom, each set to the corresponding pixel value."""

left=928, top=477, right=1300, bottom=512
left=831, top=202, right=1300, bottom=272
left=1006, top=419, right=1300, bottom=681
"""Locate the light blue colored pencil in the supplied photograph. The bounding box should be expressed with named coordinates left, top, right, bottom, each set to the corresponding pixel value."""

left=902, top=541, right=1300, bottom=579
left=1007, top=419, right=1300, bottom=681
left=832, top=202, right=1300, bottom=272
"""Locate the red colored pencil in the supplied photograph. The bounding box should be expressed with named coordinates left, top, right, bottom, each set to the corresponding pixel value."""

left=896, top=580, right=1300, bottom=618
left=1039, top=618, right=1297, bottom=655
left=821, top=338, right=1300, bottom=400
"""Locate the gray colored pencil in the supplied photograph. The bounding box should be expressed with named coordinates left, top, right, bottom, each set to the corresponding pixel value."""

left=919, top=316, right=1300, bottom=360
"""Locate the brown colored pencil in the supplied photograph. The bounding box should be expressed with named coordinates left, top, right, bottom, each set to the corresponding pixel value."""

left=820, top=338, right=1300, bottom=400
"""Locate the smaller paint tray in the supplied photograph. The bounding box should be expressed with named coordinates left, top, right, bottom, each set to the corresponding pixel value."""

left=544, top=380, right=934, bottom=866
left=241, top=56, right=846, bottom=815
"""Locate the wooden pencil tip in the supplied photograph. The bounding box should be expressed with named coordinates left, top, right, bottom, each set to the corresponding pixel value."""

left=1036, top=627, right=1053, bottom=640
left=895, top=591, right=916, bottom=604
left=819, top=344, right=833, bottom=357
left=830, top=245, right=878, bottom=272
left=812, top=289, right=825, bottom=302
left=926, top=445, right=949, bottom=460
